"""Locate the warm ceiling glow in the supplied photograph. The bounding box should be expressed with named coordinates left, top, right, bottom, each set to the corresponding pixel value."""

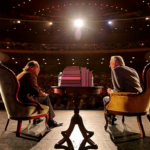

left=108, top=21, right=112, bottom=25
left=74, top=19, right=83, bottom=27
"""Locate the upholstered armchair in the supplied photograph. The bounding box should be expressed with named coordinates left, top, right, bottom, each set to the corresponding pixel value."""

left=0, top=63, right=49, bottom=137
left=104, top=63, right=150, bottom=138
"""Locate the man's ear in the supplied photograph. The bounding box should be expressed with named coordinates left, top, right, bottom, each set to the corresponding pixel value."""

left=115, top=60, right=119, bottom=67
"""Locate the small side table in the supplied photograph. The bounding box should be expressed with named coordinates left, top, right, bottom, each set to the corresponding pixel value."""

left=51, top=86, right=103, bottom=149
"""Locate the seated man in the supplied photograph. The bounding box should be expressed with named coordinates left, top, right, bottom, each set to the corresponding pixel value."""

left=17, top=60, right=63, bottom=127
left=103, top=56, right=142, bottom=121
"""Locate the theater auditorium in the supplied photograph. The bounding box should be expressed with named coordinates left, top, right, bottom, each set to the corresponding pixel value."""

left=0, top=0, right=150, bottom=150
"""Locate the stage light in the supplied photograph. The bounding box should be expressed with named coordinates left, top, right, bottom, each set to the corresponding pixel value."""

left=49, top=22, right=53, bottom=25
left=74, top=19, right=83, bottom=27
left=108, top=21, right=112, bottom=25
left=17, top=20, right=21, bottom=23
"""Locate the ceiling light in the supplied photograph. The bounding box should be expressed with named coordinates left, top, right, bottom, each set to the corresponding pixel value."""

left=49, top=22, right=53, bottom=25
left=17, top=21, right=21, bottom=23
left=108, top=21, right=112, bottom=25
left=74, top=19, right=83, bottom=27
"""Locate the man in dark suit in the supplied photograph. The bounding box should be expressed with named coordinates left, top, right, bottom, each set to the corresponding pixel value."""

left=103, top=56, right=142, bottom=120
left=17, top=60, right=62, bottom=127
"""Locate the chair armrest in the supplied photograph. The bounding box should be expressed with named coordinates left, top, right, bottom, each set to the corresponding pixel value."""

left=110, top=92, right=139, bottom=96
left=17, top=99, right=38, bottom=107
left=106, top=92, right=149, bottom=113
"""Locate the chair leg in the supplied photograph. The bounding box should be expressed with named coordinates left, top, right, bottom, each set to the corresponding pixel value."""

left=16, top=120, right=22, bottom=137
left=5, top=119, right=10, bottom=131
left=137, top=116, right=145, bottom=138
left=122, top=116, right=125, bottom=123
left=104, top=111, right=108, bottom=130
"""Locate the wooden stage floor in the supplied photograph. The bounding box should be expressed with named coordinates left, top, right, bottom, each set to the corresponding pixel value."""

left=0, top=107, right=150, bottom=150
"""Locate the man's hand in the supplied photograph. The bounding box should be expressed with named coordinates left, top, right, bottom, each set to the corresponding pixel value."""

left=42, top=92, right=49, bottom=96
left=107, top=88, right=113, bottom=94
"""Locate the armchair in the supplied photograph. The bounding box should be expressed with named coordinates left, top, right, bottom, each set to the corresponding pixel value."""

left=0, top=63, right=49, bottom=137
left=104, top=63, right=150, bottom=138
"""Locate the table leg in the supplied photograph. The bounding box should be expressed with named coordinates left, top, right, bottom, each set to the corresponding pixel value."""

left=54, top=94, right=98, bottom=149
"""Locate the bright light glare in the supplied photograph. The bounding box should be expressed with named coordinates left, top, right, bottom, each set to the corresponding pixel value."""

left=108, top=21, right=112, bottom=25
left=74, top=19, right=83, bottom=27
left=49, top=22, right=53, bottom=25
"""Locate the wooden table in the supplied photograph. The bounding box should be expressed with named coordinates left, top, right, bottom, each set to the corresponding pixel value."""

left=51, top=86, right=103, bottom=149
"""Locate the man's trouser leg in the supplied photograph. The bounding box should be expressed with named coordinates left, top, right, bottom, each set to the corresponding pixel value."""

left=38, top=96, right=55, bottom=122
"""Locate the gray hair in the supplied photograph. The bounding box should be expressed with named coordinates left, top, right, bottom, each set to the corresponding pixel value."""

left=111, top=56, right=125, bottom=66
left=23, top=60, right=39, bottom=71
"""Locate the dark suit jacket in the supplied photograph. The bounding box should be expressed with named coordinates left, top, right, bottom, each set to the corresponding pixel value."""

left=17, top=72, right=43, bottom=103
left=111, top=65, right=142, bottom=93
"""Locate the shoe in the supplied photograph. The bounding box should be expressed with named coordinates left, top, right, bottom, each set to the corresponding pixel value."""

left=147, top=114, right=150, bottom=122
left=49, top=120, right=63, bottom=128
left=113, top=117, right=117, bottom=121
left=33, top=118, right=43, bottom=125
left=107, top=114, right=111, bottom=118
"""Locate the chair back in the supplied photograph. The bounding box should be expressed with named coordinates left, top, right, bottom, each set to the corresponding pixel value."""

left=139, top=63, right=150, bottom=111
left=0, top=63, right=20, bottom=118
